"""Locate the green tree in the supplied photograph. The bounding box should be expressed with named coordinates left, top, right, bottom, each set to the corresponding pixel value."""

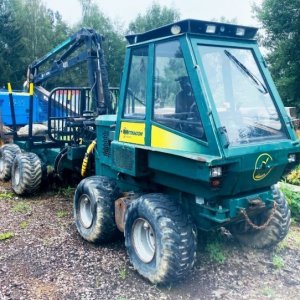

left=0, top=0, right=69, bottom=89
left=14, top=0, right=69, bottom=64
left=0, top=0, right=24, bottom=87
left=255, top=0, right=300, bottom=110
left=128, top=3, right=180, bottom=34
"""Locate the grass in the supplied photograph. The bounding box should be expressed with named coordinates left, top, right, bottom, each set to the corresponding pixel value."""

left=286, top=164, right=300, bottom=185
left=95, top=277, right=101, bottom=288
left=272, top=254, right=284, bottom=269
left=206, top=239, right=226, bottom=264
left=275, top=239, right=288, bottom=253
left=19, top=220, right=29, bottom=229
left=275, top=226, right=300, bottom=252
left=43, top=238, right=51, bottom=246
left=261, top=286, right=275, bottom=298
left=0, top=231, right=14, bottom=241
left=280, top=184, right=300, bottom=220
left=119, top=267, right=127, bottom=280
left=0, top=191, right=14, bottom=199
left=58, top=186, right=75, bottom=198
left=11, top=201, right=31, bottom=214
left=56, top=210, right=68, bottom=218
left=287, top=228, right=300, bottom=247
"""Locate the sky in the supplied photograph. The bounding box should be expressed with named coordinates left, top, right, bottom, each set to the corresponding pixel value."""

left=43, top=0, right=263, bottom=28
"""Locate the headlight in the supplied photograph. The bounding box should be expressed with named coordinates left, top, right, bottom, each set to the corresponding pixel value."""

left=170, top=25, right=181, bottom=35
left=288, top=154, right=296, bottom=163
left=236, top=27, right=245, bottom=36
left=210, top=166, right=222, bottom=177
left=206, top=25, right=216, bottom=34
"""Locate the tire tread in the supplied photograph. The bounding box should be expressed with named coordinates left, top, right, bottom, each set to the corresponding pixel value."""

left=0, top=144, right=21, bottom=181
left=74, top=176, right=119, bottom=243
left=125, top=193, right=197, bottom=284
left=11, top=152, right=42, bottom=195
left=229, top=185, right=291, bottom=248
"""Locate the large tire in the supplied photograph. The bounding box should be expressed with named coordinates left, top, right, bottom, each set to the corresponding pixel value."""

left=229, top=185, right=291, bottom=248
left=74, top=176, right=119, bottom=243
left=11, top=152, right=42, bottom=195
left=124, top=194, right=197, bottom=284
left=0, top=144, right=21, bottom=181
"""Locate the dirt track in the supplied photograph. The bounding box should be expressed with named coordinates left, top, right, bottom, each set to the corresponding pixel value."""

left=1, top=182, right=300, bottom=300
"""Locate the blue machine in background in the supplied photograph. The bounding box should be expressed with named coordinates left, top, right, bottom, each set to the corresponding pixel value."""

left=0, top=89, right=48, bottom=126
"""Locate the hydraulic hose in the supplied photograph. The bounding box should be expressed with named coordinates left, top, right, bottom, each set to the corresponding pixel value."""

left=81, top=140, right=96, bottom=177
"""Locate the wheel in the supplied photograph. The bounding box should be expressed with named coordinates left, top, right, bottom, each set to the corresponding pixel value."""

left=124, top=193, right=197, bottom=284
left=228, top=185, right=291, bottom=248
left=0, top=144, right=21, bottom=181
left=11, top=152, right=42, bottom=195
left=74, top=176, right=119, bottom=243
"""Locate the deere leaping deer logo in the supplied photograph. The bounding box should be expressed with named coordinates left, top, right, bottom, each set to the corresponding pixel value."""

left=253, top=153, right=273, bottom=181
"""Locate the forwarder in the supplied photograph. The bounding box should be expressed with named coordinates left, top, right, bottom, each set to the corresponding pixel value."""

left=0, top=28, right=114, bottom=192
left=0, top=20, right=299, bottom=284
left=73, top=19, right=300, bottom=284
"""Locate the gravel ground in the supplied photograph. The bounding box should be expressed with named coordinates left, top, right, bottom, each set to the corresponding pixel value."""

left=1, top=182, right=300, bottom=300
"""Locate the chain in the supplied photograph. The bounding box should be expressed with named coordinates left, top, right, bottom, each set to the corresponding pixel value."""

left=240, top=201, right=277, bottom=230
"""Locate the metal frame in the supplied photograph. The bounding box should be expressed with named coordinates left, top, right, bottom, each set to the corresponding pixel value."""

left=8, top=28, right=113, bottom=152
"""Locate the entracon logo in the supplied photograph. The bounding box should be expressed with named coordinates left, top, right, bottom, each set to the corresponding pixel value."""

left=119, top=122, right=145, bottom=145
left=122, top=128, right=143, bottom=136
left=253, top=153, right=273, bottom=181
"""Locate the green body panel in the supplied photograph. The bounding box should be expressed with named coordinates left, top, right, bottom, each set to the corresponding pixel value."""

left=190, top=189, right=274, bottom=230
left=95, top=20, right=300, bottom=230
left=15, top=141, right=61, bottom=166
left=15, top=141, right=88, bottom=177
left=67, top=146, right=87, bottom=161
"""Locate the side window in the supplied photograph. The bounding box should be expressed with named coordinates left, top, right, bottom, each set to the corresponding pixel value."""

left=123, top=47, right=148, bottom=119
left=153, top=40, right=206, bottom=141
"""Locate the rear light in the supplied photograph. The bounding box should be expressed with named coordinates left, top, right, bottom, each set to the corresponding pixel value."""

left=210, top=179, right=221, bottom=187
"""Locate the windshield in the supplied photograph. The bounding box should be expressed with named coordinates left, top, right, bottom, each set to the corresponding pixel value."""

left=198, top=45, right=287, bottom=145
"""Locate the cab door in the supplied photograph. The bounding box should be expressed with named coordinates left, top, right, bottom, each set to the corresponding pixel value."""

left=150, top=38, right=212, bottom=155
left=117, top=46, right=149, bottom=146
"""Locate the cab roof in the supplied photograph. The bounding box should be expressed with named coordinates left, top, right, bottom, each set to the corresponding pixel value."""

left=126, top=19, right=258, bottom=45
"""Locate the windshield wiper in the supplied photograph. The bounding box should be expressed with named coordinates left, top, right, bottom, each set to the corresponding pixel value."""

left=224, top=50, right=268, bottom=94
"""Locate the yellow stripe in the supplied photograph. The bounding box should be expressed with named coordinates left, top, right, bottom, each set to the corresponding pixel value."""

left=7, top=83, right=12, bottom=94
left=151, top=125, right=201, bottom=152
left=67, top=91, right=71, bottom=101
left=29, top=83, right=34, bottom=96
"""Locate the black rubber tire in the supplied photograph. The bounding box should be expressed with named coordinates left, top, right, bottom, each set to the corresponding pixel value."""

left=124, top=193, right=197, bottom=284
left=74, top=176, right=119, bottom=243
left=229, top=185, right=291, bottom=248
left=0, top=144, right=21, bottom=181
left=11, top=152, right=42, bottom=195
